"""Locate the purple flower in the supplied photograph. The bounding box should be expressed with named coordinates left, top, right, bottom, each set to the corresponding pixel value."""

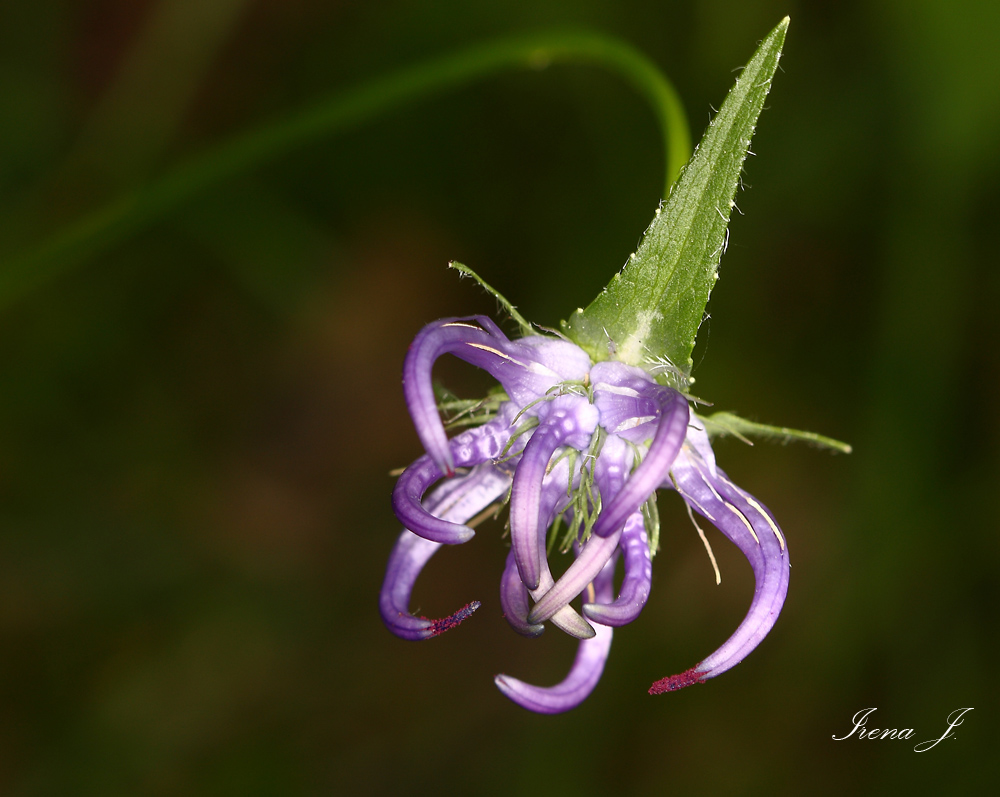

left=379, top=316, right=790, bottom=713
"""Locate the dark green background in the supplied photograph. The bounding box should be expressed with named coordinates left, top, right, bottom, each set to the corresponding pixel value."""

left=1, top=1, right=995, bottom=793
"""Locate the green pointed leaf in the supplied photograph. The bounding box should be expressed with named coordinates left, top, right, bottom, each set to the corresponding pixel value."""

left=562, top=18, right=789, bottom=382
left=703, top=411, right=853, bottom=454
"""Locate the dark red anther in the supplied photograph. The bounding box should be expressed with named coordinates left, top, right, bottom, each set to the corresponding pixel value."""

left=647, top=667, right=706, bottom=695
left=426, top=601, right=481, bottom=637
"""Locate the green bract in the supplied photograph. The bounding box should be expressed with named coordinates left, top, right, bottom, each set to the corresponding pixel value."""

left=562, top=18, right=789, bottom=385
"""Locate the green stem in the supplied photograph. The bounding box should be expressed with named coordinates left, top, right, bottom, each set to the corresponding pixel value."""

left=1, top=30, right=690, bottom=312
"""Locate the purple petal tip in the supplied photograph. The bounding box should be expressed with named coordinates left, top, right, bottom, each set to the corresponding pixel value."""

left=426, top=600, right=481, bottom=637
left=648, top=667, right=706, bottom=695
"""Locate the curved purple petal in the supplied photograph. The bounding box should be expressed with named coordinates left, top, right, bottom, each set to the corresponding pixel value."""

left=473, top=332, right=590, bottom=405
left=392, top=419, right=512, bottom=544
left=402, top=317, right=506, bottom=474
left=593, top=431, right=632, bottom=498
left=590, top=361, right=666, bottom=444
left=526, top=526, right=622, bottom=623
left=592, top=387, right=689, bottom=538
left=509, top=397, right=599, bottom=590
left=402, top=318, right=590, bottom=475
left=523, top=455, right=597, bottom=640
left=380, top=529, right=481, bottom=640
left=393, top=457, right=475, bottom=545
left=494, top=554, right=616, bottom=713
left=681, top=413, right=718, bottom=477
left=526, top=442, right=627, bottom=622
left=529, top=570, right=597, bottom=639
left=500, top=548, right=544, bottom=637
left=508, top=336, right=592, bottom=397
left=700, top=474, right=788, bottom=669
left=648, top=458, right=789, bottom=694
left=380, top=465, right=511, bottom=640
left=508, top=424, right=560, bottom=591
left=584, top=510, right=652, bottom=626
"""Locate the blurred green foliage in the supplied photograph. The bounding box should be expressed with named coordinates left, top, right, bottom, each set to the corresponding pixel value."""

left=1, top=1, right=996, bottom=794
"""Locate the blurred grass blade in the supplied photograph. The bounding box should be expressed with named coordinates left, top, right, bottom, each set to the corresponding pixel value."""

left=562, top=18, right=789, bottom=378
left=74, top=0, right=251, bottom=183
left=178, top=183, right=336, bottom=313
left=0, top=30, right=688, bottom=315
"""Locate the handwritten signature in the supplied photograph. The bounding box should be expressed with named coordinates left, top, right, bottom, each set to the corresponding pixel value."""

left=832, top=707, right=973, bottom=752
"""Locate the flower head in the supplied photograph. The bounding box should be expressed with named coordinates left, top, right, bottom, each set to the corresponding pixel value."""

left=379, top=315, right=790, bottom=713
left=377, top=18, right=825, bottom=714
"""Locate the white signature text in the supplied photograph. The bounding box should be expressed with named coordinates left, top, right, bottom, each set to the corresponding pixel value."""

left=832, top=707, right=973, bottom=752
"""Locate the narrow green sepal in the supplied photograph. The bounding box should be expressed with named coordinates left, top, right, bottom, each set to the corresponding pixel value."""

left=450, top=261, right=534, bottom=337
left=703, top=411, right=853, bottom=454
left=561, top=18, right=789, bottom=382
